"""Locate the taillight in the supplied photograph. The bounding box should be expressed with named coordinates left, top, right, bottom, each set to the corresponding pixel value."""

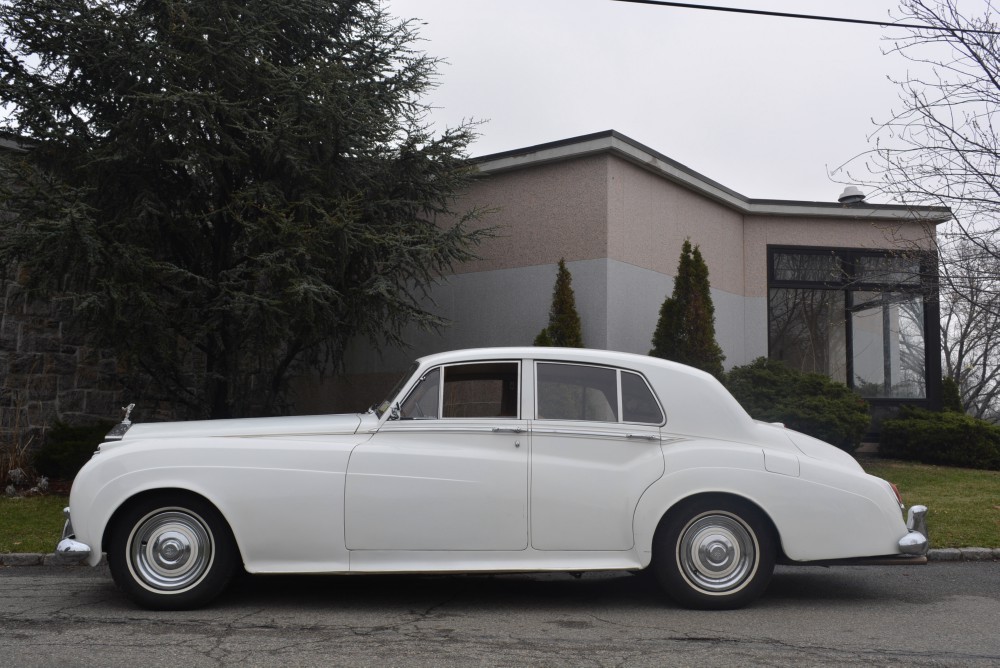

left=889, top=482, right=904, bottom=508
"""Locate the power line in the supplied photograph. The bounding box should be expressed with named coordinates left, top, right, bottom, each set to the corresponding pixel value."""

left=611, top=0, right=1000, bottom=36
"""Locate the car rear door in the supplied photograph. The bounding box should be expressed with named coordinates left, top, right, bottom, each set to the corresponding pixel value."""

left=529, top=361, right=665, bottom=551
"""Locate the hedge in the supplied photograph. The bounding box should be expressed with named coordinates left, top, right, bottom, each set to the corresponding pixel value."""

left=724, top=357, right=870, bottom=452
left=880, top=406, right=1000, bottom=470
left=33, top=421, right=114, bottom=480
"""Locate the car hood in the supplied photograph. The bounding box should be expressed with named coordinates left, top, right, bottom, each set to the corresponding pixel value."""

left=115, top=413, right=375, bottom=441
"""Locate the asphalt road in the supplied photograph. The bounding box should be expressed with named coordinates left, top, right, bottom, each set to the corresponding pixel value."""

left=1, top=561, right=999, bottom=667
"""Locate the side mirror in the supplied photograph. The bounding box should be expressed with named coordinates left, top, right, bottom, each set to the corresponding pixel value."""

left=389, top=402, right=401, bottom=421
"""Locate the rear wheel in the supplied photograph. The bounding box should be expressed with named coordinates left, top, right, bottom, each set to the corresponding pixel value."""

left=653, top=496, right=776, bottom=609
left=108, top=493, right=237, bottom=610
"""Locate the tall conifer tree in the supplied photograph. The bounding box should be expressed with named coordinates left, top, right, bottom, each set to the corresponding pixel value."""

left=650, top=240, right=725, bottom=378
left=0, top=0, right=489, bottom=418
left=534, top=258, right=583, bottom=347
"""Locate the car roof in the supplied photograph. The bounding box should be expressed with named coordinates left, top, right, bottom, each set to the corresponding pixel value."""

left=416, top=346, right=701, bottom=375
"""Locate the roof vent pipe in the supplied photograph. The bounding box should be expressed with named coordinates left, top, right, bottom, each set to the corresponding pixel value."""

left=838, top=186, right=866, bottom=204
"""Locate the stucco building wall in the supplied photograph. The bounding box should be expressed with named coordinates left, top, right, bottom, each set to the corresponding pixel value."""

left=451, top=156, right=610, bottom=275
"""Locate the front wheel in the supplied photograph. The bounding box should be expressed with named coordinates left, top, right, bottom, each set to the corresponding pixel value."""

left=652, top=497, right=776, bottom=609
left=107, top=493, right=237, bottom=610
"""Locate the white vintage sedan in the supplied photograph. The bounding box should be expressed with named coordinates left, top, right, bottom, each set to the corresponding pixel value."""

left=57, top=347, right=928, bottom=610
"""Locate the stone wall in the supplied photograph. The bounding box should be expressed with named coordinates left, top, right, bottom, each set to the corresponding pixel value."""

left=1, top=274, right=123, bottom=450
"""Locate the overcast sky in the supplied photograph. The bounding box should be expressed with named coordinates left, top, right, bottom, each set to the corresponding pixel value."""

left=385, top=0, right=961, bottom=203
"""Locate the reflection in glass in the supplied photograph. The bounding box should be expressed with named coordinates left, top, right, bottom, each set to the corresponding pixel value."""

left=621, top=372, right=664, bottom=424
left=399, top=367, right=440, bottom=419
left=851, top=292, right=925, bottom=398
left=772, top=252, right=842, bottom=282
left=442, top=362, right=519, bottom=418
left=537, top=363, right=619, bottom=422
left=768, top=247, right=933, bottom=402
left=768, top=288, right=847, bottom=383
left=856, top=255, right=922, bottom=286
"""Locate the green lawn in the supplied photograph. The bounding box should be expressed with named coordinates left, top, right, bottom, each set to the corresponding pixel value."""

left=0, top=495, right=67, bottom=554
left=860, top=458, right=1000, bottom=549
left=1, top=459, right=997, bottom=553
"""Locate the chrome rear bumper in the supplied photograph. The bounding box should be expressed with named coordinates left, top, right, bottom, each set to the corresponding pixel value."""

left=55, top=507, right=91, bottom=563
left=898, top=505, right=929, bottom=556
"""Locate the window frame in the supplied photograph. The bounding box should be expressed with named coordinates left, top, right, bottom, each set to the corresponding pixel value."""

left=398, top=361, right=522, bottom=420
left=533, top=361, right=666, bottom=426
left=767, top=245, right=940, bottom=408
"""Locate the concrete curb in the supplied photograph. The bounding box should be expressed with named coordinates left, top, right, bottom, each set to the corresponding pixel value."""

left=1, top=553, right=107, bottom=567
left=1, top=550, right=997, bottom=567
left=926, top=547, right=1000, bottom=562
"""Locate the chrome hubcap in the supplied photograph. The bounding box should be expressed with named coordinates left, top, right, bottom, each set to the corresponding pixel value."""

left=677, top=512, right=758, bottom=594
left=128, top=510, right=214, bottom=592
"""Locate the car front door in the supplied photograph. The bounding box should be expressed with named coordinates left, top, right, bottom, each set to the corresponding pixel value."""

left=345, top=361, right=528, bottom=551
left=530, top=362, right=665, bottom=551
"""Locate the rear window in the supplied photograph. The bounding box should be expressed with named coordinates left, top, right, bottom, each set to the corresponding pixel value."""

left=621, top=371, right=664, bottom=424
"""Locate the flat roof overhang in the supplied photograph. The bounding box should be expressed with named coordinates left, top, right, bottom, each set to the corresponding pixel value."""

left=473, top=130, right=952, bottom=225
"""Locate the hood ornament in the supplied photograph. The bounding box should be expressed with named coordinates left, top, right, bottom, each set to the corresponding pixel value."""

left=105, top=402, right=137, bottom=441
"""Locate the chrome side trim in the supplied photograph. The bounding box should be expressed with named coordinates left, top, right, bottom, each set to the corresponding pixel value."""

left=529, top=427, right=661, bottom=441
left=377, top=424, right=523, bottom=435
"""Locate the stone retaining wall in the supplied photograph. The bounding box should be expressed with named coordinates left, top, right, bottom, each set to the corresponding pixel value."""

left=1, top=275, right=123, bottom=450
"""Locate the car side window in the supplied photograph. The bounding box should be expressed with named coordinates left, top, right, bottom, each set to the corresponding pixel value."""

left=442, top=362, right=520, bottom=418
left=399, top=367, right=440, bottom=419
left=536, top=363, right=619, bottom=422
left=621, top=371, right=664, bottom=424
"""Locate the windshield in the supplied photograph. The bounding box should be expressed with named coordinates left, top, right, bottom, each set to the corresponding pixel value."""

left=371, top=363, right=418, bottom=418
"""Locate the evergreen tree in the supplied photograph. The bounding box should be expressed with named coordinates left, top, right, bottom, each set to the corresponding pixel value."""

left=650, top=240, right=725, bottom=377
left=534, top=259, right=583, bottom=347
left=941, top=376, right=964, bottom=413
left=0, top=0, right=489, bottom=418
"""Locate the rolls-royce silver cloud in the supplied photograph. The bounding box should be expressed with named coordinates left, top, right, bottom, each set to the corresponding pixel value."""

left=56, top=347, right=928, bottom=610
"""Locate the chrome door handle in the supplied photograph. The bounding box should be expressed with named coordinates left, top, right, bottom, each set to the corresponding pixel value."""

left=492, top=427, right=524, bottom=433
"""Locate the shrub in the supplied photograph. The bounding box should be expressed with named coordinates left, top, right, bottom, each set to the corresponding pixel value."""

left=941, top=376, right=964, bottom=413
left=880, top=406, right=1000, bottom=470
left=33, top=421, right=114, bottom=480
left=650, top=239, right=725, bottom=378
left=535, top=258, right=583, bottom=347
left=724, top=358, right=870, bottom=452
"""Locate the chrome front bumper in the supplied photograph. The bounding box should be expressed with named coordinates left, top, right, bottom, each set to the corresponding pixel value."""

left=898, top=505, right=929, bottom=556
left=55, top=507, right=92, bottom=563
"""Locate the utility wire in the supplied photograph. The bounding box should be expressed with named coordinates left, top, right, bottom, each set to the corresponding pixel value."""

left=612, top=0, right=1000, bottom=36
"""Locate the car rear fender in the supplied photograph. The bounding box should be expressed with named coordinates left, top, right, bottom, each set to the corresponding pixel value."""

left=633, top=440, right=908, bottom=565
